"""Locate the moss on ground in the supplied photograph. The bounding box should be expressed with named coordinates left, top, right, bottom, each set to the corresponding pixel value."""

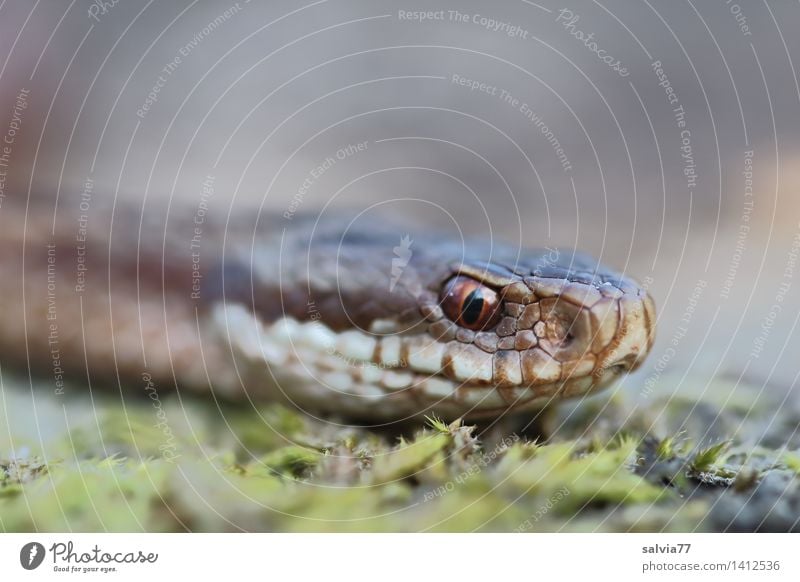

left=1, top=374, right=799, bottom=532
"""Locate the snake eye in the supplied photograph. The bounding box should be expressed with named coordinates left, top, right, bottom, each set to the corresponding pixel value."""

left=441, top=276, right=502, bottom=331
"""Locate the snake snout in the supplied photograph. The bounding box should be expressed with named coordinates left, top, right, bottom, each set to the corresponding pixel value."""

left=537, top=298, right=593, bottom=362
left=515, top=275, right=655, bottom=396
left=594, top=291, right=657, bottom=376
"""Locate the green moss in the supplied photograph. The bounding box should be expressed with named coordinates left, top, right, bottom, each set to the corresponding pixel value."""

left=781, top=452, right=800, bottom=474
left=370, top=432, right=451, bottom=485
left=690, top=441, right=731, bottom=473
left=248, top=446, right=321, bottom=480
left=425, top=415, right=451, bottom=435
left=1, top=373, right=799, bottom=532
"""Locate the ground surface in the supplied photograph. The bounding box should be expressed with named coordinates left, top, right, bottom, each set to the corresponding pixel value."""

left=2, top=373, right=799, bottom=532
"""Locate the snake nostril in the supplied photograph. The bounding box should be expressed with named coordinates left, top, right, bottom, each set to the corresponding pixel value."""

left=545, top=319, right=566, bottom=343
left=537, top=298, right=592, bottom=361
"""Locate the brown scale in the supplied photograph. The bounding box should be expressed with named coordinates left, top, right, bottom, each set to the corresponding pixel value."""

left=426, top=271, right=648, bottom=395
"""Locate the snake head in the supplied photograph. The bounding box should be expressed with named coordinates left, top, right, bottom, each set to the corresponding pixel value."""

left=216, top=217, right=656, bottom=422
left=415, top=256, right=657, bottom=417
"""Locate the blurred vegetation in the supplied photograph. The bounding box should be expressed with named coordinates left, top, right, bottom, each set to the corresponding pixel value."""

left=1, top=373, right=799, bottom=532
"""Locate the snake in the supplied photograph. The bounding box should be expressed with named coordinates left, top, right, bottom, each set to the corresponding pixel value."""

left=0, top=200, right=655, bottom=422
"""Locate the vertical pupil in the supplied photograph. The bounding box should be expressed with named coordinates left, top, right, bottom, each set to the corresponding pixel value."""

left=461, top=290, right=484, bottom=324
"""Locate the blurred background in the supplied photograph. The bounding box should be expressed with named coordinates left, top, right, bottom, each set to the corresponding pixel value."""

left=3, top=0, right=798, bottom=390
left=1, top=1, right=800, bottom=530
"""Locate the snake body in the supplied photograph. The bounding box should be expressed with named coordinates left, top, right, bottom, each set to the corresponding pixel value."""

left=0, top=201, right=655, bottom=422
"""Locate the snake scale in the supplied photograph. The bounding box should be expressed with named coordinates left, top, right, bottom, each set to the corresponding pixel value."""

left=0, top=198, right=656, bottom=422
